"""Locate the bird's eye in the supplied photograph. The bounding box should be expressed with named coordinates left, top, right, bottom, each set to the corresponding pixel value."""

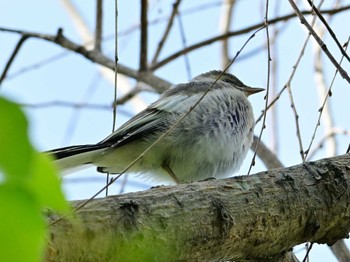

left=222, top=78, right=233, bottom=84
left=222, top=76, right=245, bottom=87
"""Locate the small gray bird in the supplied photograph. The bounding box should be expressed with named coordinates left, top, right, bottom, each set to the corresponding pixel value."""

left=48, top=70, right=264, bottom=183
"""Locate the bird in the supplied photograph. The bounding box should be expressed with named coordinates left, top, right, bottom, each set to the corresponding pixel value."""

left=47, top=70, right=264, bottom=183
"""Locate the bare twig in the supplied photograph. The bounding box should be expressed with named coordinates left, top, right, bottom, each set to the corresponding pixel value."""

left=0, top=34, right=29, bottom=87
left=60, top=0, right=94, bottom=48
left=151, top=5, right=350, bottom=70
left=304, top=35, right=350, bottom=160
left=60, top=0, right=148, bottom=113
left=0, top=27, right=172, bottom=92
left=247, top=1, right=271, bottom=175
left=5, top=51, right=69, bottom=80
left=151, top=0, right=182, bottom=65
left=114, top=85, right=143, bottom=105
left=307, top=128, right=350, bottom=160
left=282, top=0, right=326, bottom=163
left=286, top=81, right=305, bottom=162
left=302, top=243, right=314, bottom=262
left=234, top=24, right=284, bottom=62
left=113, top=0, right=119, bottom=129
left=95, top=0, right=103, bottom=51
left=251, top=136, right=283, bottom=169
left=117, top=4, right=350, bottom=40
left=20, top=101, right=111, bottom=110
left=219, top=0, right=235, bottom=69
left=114, top=1, right=222, bottom=39
left=1, top=5, right=349, bottom=86
left=176, top=9, right=192, bottom=80
left=106, top=0, right=119, bottom=197
left=20, top=100, right=136, bottom=116
left=255, top=13, right=318, bottom=126
left=287, top=0, right=350, bottom=84
left=140, top=0, right=148, bottom=71
left=305, top=0, right=350, bottom=64
left=311, top=22, right=336, bottom=157
left=269, top=1, right=281, bottom=154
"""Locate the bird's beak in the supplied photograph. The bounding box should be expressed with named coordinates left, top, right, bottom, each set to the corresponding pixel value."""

left=245, top=87, right=265, bottom=96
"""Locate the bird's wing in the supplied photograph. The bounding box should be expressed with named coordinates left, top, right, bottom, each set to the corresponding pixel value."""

left=99, top=108, right=170, bottom=147
left=99, top=82, right=209, bottom=148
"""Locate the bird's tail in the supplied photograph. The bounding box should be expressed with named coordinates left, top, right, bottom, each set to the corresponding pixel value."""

left=47, top=144, right=106, bottom=174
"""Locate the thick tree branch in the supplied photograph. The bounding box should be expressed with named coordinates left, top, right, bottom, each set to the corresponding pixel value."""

left=47, top=154, right=350, bottom=261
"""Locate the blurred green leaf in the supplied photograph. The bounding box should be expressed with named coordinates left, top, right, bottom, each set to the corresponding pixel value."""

left=0, top=184, right=46, bottom=262
left=27, top=153, right=69, bottom=212
left=0, top=97, right=33, bottom=178
left=0, top=97, right=69, bottom=261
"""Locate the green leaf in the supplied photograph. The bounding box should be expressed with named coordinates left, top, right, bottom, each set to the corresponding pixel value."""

left=0, top=97, right=33, bottom=178
left=0, top=184, right=46, bottom=262
left=27, top=153, right=69, bottom=212
left=0, top=96, right=69, bottom=261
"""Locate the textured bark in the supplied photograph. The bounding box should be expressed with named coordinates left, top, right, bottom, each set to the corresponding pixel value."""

left=46, top=154, right=350, bottom=261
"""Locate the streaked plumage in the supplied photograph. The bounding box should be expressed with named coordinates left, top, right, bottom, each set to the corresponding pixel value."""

left=47, top=70, right=264, bottom=183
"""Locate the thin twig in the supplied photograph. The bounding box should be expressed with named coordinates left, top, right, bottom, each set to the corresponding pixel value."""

left=5, top=51, right=69, bottom=80
left=1, top=4, right=349, bottom=86
left=269, top=0, right=281, bottom=154
left=282, top=0, right=326, bottom=163
left=139, top=0, right=148, bottom=71
left=311, top=19, right=336, bottom=157
left=116, top=4, right=350, bottom=40
left=219, top=0, right=235, bottom=69
left=286, top=80, right=305, bottom=162
left=255, top=15, right=317, bottom=125
left=0, top=27, right=172, bottom=92
left=151, top=0, right=182, bottom=65
left=305, top=35, right=350, bottom=160
left=176, top=10, right=192, bottom=80
left=60, top=0, right=94, bottom=48
left=306, top=0, right=350, bottom=64
left=106, top=0, right=119, bottom=197
left=59, top=0, right=149, bottom=115
left=234, top=24, right=284, bottom=62
left=247, top=0, right=271, bottom=175
left=287, top=0, right=350, bottom=83
left=113, top=0, right=119, bottom=129
left=19, top=94, right=143, bottom=112
left=151, top=5, right=350, bottom=71
left=61, top=74, right=102, bottom=145
left=95, top=0, right=103, bottom=51
left=0, top=34, right=29, bottom=87
left=115, top=86, right=142, bottom=105
left=21, top=101, right=110, bottom=110
left=307, top=128, right=350, bottom=160
left=114, top=1, right=222, bottom=39
left=20, top=98, right=139, bottom=115
left=302, top=243, right=314, bottom=262
left=251, top=136, right=283, bottom=169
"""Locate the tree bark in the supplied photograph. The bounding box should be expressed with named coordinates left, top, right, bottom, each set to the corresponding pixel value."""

left=46, top=154, right=350, bottom=261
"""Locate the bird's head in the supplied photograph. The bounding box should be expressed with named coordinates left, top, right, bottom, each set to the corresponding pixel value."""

left=193, top=70, right=265, bottom=96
